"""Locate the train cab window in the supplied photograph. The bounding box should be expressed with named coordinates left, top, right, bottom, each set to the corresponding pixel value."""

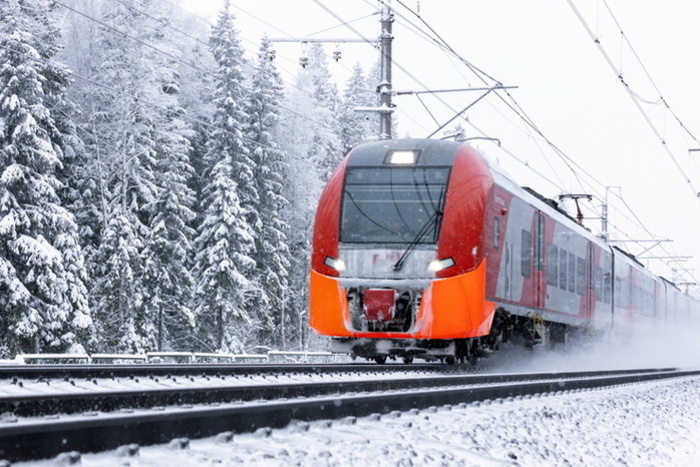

left=520, top=229, right=531, bottom=277
left=567, top=252, right=576, bottom=293
left=340, top=167, right=450, bottom=244
left=559, top=248, right=568, bottom=290
left=576, top=257, right=585, bottom=296
left=493, top=217, right=500, bottom=249
left=547, top=244, right=558, bottom=286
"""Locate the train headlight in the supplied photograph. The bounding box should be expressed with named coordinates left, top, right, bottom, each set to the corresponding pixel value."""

left=324, top=256, right=346, bottom=272
left=385, top=150, right=418, bottom=165
left=427, top=257, right=455, bottom=272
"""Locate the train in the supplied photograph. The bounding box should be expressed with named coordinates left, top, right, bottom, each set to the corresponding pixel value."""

left=309, top=138, right=698, bottom=364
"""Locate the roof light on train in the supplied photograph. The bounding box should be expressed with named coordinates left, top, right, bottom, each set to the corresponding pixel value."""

left=324, top=256, right=346, bottom=272
left=385, top=150, right=418, bottom=165
left=427, top=257, right=455, bottom=272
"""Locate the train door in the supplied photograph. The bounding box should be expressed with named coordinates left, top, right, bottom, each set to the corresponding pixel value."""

left=584, top=242, right=594, bottom=320
left=534, top=212, right=546, bottom=309
left=504, top=241, right=514, bottom=301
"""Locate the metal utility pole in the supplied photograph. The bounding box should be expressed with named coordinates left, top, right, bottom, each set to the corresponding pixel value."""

left=355, top=1, right=395, bottom=138
left=601, top=202, right=608, bottom=240
left=378, top=1, right=394, bottom=139
left=271, top=1, right=393, bottom=140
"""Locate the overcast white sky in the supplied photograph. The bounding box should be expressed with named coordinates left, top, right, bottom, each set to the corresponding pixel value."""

left=182, top=0, right=700, bottom=291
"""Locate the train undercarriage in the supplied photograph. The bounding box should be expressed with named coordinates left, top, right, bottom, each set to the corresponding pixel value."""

left=335, top=307, right=574, bottom=365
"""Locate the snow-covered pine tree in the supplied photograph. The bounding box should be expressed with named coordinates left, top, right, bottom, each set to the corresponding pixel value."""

left=142, top=46, right=197, bottom=351
left=245, top=36, right=291, bottom=348
left=58, top=0, right=109, bottom=284
left=192, top=1, right=257, bottom=353
left=172, top=6, right=216, bottom=231
left=339, top=63, right=377, bottom=151
left=0, top=0, right=93, bottom=356
left=86, top=1, right=158, bottom=352
left=86, top=0, right=196, bottom=352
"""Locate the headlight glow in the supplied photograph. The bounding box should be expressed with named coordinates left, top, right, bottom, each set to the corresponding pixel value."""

left=385, top=150, right=418, bottom=165
left=324, top=256, right=346, bottom=272
left=427, top=257, right=455, bottom=272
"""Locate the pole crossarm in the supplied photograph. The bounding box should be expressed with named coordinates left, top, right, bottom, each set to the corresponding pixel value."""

left=395, top=85, right=518, bottom=96
left=426, top=87, right=499, bottom=139
left=354, top=106, right=394, bottom=114
left=268, top=38, right=379, bottom=44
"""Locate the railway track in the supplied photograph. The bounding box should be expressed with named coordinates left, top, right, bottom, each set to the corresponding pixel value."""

left=1, top=366, right=698, bottom=462
left=0, top=362, right=457, bottom=379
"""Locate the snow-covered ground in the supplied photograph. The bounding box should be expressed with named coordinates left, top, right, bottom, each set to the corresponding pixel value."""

left=15, top=375, right=700, bottom=466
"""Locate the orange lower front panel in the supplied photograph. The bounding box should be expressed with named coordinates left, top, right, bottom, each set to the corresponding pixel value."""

left=309, top=260, right=497, bottom=340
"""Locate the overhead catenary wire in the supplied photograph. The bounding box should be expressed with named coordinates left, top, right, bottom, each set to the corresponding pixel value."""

left=600, top=0, right=700, bottom=146
left=565, top=0, right=700, bottom=202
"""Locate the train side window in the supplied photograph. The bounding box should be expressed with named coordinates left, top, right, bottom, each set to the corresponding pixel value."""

left=604, top=271, right=612, bottom=304
left=576, top=257, right=585, bottom=296
left=521, top=229, right=531, bottom=277
left=568, top=252, right=576, bottom=293
left=614, top=276, right=622, bottom=306
left=622, top=277, right=629, bottom=308
left=547, top=244, right=558, bottom=286
left=595, top=267, right=603, bottom=301
left=494, top=217, right=500, bottom=249
left=559, top=248, right=567, bottom=290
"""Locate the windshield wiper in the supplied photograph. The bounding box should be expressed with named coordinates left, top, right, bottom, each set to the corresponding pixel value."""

left=392, top=186, right=445, bottom=272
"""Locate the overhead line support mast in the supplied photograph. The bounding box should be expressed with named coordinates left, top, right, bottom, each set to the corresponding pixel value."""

left=378, top=1, right=394, bottom=139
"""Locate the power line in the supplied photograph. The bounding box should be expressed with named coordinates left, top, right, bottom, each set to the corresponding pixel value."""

left=600, top=0, right=700, bottom=145
left=566, top=0, right=700, bottom=202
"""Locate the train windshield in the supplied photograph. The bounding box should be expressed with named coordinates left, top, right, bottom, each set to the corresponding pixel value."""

left=340, top=167, right=450, bottom=244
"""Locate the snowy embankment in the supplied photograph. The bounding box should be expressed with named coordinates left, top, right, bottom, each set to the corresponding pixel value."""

left=17, top=375, right=700, bottom=466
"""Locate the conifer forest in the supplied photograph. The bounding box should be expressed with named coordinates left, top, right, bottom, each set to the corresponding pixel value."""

left=0, top=0, right=379, bottom=357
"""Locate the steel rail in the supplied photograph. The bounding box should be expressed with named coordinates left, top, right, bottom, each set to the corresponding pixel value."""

left=0, top=367, right=674, bottom=417
left=0, top=362, right=458, bottom=380
left=1, top=368, right=698, bottom=462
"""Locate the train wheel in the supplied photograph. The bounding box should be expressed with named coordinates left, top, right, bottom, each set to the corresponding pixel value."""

left=373, top=355, right=387, bottom=364
left=402, top=356, right=414, bottom=364
left=444, top=356, right=456, bottom=365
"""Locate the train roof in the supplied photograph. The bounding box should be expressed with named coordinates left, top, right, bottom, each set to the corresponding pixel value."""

left=347, top=138, right=464, bottom=167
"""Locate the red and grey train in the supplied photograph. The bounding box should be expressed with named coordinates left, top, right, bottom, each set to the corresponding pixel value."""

left=309, top=138, right=698, bottom=363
